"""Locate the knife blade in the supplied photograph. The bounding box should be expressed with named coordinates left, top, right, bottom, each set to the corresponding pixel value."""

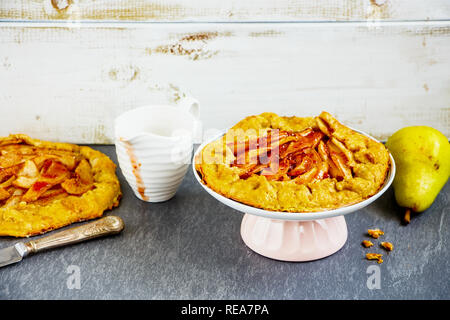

left=0, top=216, right=124, bottom=268
left=0, top=243, right=28, bottom=268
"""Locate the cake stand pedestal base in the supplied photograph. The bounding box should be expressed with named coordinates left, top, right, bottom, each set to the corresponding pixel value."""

left=240, top=214, right=348, bottom=262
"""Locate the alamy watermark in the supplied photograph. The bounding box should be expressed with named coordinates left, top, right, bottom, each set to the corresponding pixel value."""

left=366, top=265, right=381, bottom=290
left=66, top=265, right=81, bottom=290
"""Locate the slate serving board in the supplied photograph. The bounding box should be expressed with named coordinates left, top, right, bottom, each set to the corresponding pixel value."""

left=0, top=145, right=448, bottom=299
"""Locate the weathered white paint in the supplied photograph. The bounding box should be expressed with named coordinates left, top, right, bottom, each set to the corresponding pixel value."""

left=0, top=0, right=449, bottom=22
left=0, top=21, right=449, bottom=143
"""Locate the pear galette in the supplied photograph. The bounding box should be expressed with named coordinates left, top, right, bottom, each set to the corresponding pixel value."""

left=0, top=134, right=121, bottom=237
left=195, top=112, right=390, bottom=212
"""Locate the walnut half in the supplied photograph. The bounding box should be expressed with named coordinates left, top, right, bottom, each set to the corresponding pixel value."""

left=366, top=253, right=383, bottom=264
left=367, top=229, right=384, bottom=239
left=381, top=242, right=394, bottom=251
left=362, top=240, right=374, bottom=248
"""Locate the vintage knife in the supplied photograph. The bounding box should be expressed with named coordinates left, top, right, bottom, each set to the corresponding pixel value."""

left=0, top=215, right=124, bottom=268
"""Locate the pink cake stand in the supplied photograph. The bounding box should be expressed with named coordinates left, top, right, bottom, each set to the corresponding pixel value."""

left=193, top=131, right=395, bottom=262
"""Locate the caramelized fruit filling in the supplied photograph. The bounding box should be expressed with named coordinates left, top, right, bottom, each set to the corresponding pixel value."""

left=0, top=145, right=94, bottom=207
left=229, top=128, right=353, bottom=183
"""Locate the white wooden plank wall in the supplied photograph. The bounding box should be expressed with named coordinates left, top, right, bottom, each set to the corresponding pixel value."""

left=0, top=1, right=449, bottom=143
left=1, top=0, right=449, bottom=22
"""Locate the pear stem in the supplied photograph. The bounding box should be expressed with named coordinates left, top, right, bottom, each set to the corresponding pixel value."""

left=404, top=208, right=411, bottom=224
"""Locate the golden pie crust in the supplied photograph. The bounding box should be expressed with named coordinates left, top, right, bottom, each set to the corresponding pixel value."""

left=0, top=134, right=121, bottom=237
left=195, top=112, right=390, bottom=212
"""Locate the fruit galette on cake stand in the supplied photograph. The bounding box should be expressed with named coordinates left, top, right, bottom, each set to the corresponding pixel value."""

left=194, top=111, right=393, bottom=261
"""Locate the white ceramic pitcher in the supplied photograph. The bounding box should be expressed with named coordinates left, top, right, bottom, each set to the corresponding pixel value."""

left=114, top=97, right=201, bottom=202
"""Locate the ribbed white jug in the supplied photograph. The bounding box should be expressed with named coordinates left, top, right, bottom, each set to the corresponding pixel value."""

left=114, top=97, right=201, bottom=202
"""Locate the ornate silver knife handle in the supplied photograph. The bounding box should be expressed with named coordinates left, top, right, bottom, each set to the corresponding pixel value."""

left=22, top=216, right=124, bottom=256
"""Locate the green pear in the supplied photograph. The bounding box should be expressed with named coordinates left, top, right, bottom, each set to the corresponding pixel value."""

left=386, top=126, right=449, bottom=222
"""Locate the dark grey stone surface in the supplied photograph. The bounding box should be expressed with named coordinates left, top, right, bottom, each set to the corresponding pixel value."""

left=0, top=145, right=448, bottom=300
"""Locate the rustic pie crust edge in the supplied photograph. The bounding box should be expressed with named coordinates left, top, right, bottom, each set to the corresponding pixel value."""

left=195, top=112, right=390, bottom=213
left=0, top=134, right=121, bottom=237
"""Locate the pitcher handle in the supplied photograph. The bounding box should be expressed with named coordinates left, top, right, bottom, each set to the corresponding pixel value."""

left=178, top=97, right=202, bottom=144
